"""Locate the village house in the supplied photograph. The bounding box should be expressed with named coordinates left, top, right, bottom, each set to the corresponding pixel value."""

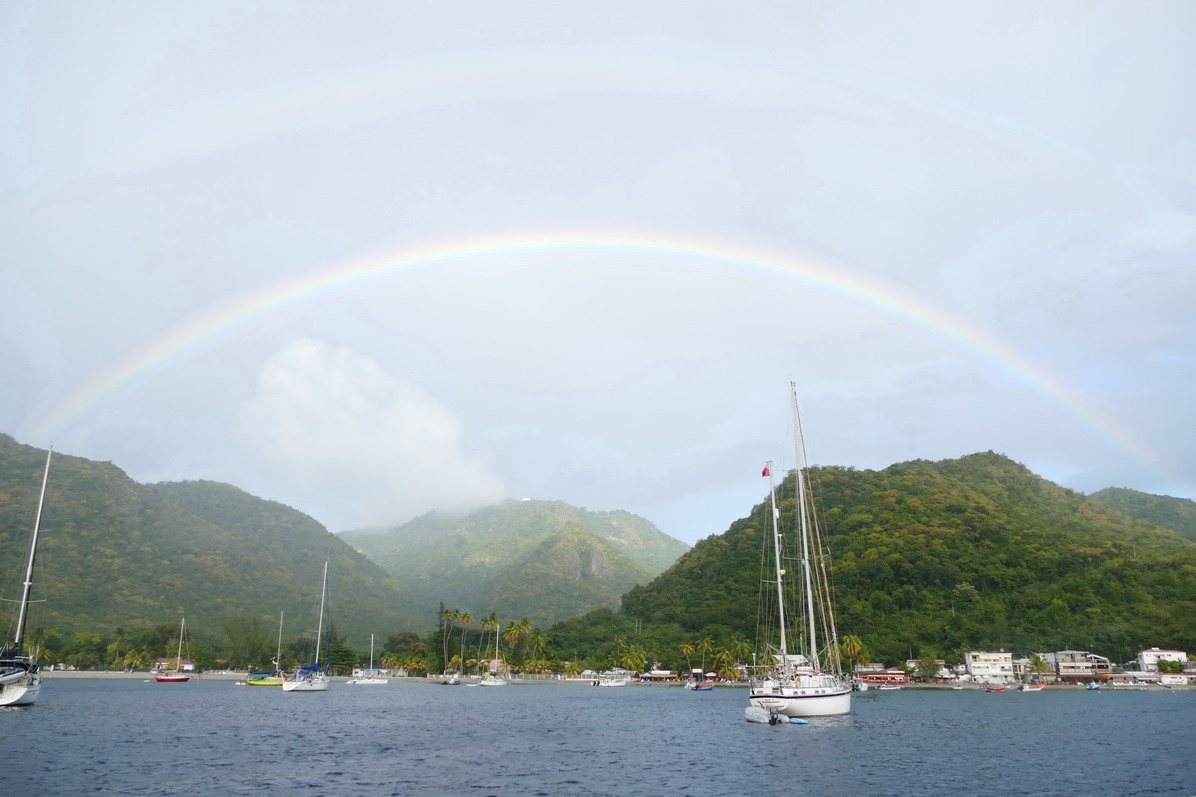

left=965, top=650, right=1013, bottom=683
left=1137, top=647, right=1188, bottom=672
left=1044, top=650, right=1111, bottom=682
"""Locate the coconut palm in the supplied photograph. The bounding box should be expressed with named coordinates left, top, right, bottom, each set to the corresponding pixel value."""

left=680, top=642, right=695, bottom=675
left=1026, top=653, right=1053, bottom=684
left=458, top=611, right=473, bottom=669
left=476, top=612, right=500, bottom=665
left=696, top=636, right=714, bottom=675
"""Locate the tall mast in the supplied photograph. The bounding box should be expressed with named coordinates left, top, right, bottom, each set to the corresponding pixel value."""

left=315, top=561, right=328, bottom=670
left=175, top=617, right=186, bottom=668
left=14, top=448, right=52, bottom=649
left=764, top=461, right=790, bottom=668
left=791, top=382, right=820, bottom=670
left=274, top=611, right=284, bottom=671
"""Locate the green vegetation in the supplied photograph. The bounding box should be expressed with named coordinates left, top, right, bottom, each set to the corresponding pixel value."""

left=342, top=499, right=689, bottom=626
left=4, top=434, right=1193, bottom=678
left=614, top=453, right=1196, bottom=669
left=1090, top=487, right=1196, bottom=543
left=0, top=435, right=421, bottom=649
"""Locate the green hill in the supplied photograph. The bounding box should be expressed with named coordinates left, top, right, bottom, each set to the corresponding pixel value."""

left=342, top=499, right=689, bottom=626
left=0, top=435, right=421, bottom=647
left=1089, top=487, right=1196, bottom=543
left=560, top=452, right=1196, bottom=668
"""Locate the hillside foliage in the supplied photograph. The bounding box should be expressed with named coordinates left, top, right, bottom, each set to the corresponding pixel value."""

left=342, top=500, right=689, bottom=626
left=604, top=453, right=1196, bottom=668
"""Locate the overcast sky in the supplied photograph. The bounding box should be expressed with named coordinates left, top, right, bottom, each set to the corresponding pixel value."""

left=3, top=2, right=1193, bottom=546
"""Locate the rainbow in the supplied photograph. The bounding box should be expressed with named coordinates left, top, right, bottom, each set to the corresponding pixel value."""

left=25, top=228, right=1159, bottom=473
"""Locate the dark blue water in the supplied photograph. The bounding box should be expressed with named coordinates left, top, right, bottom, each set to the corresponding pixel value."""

left=3, top=679, right=1193, bottom=796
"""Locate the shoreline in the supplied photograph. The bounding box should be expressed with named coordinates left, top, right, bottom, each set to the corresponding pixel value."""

left=40, top=671, right=1192, bottom=690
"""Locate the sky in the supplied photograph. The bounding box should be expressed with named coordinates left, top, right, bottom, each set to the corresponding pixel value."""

left=3, top=2, right=1193, bottom=546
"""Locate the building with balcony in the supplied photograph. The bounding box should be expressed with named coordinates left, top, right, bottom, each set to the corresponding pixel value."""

left=1137, top=647, right=1188, bottom=672
left=1045, top=650, right=1111, bottom=681
left=965, top=650, right=1013, bottom=683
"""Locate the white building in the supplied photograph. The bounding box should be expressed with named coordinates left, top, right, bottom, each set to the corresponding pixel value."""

left=1138, top=647, right=1188, bottom=672
left=965, top=651, right=1013, bottom=683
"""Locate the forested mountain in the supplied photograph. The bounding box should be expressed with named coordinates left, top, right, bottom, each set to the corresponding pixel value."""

left=341, top=500, right=690, bottom=626
left=0, top=435, right=421, bottom=646
left=1089, top=487, right=1196, bottom=543
left=553, top=453, right=1196, bottom=669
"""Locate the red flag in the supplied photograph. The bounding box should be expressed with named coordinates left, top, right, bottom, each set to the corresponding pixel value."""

left=761, top=465, right=770, bottom=477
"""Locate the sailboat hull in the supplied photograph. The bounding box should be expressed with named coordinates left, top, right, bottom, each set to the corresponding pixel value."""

left=282, top=674, right=329, bottom=692
left=750, top=671, right=853, bottom=717
left=748, top=682, right=852, bottom=718
left=0, top=666, right=41, bottom=707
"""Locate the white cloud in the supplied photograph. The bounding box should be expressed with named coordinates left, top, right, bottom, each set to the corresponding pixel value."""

left=240, top=339, right=505, bottom=529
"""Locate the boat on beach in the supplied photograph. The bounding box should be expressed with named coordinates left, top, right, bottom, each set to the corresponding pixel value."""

left=747, top=384, right=852, bottom=719
left=0, top=448, right=52, bottom=708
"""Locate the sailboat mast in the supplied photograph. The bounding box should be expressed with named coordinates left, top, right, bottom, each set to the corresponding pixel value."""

left=14, top=448, right=52, bottom=649
left=764, top=461, right=790, bottom=666
left=274, top=611, right=284, bottom=670
left=175, top=617, right=186, bottom=669
left=314, top=561, right=328, bottom=669
left=791, top=382, right=819, bottom=670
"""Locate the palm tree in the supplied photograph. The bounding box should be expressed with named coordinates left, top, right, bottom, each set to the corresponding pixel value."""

left=458, top=611, right=473, bottom=670
left=380, top=653, right=401, bottom=672
left=680, top=642, right=695, bottom=675
left=503, top=617, right=533, bottom=666
left=839, top=634, right=868, bottom=674
left=526, top=626, right=548, bottom=661
left=441, top=609, right=460, bottom=672
left=1026, top=653, right=1052, bottom=684
left=696, top=636, right=714, bottom=676
left=476, top=612, right=500, bottom=665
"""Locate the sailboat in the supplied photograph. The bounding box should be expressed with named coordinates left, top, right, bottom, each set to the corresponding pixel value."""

left=478, top=622, right=509, bottom=686
left=245, top=611, right=286, bottom=686
left=156, top=617, right=193, bottom=682
left=746, top=383, right=852, bottom=719
left=346, top=634, right=388, bottom=685
left=283, top=562, right=331, bottom=693
left=0, top=448, right=52, bottom=707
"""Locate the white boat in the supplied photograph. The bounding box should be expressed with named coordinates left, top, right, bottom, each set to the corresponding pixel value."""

left=346, top=634, right=388, bottom=685
left=0, top=448, right=52, bottom=707
left=283, top=562, right=331, bottom=693
left=478, top=622, right=509, bottom=686
left=747, top=384, right=852, bottom=719
left=155, top=616, right=193, bottom=683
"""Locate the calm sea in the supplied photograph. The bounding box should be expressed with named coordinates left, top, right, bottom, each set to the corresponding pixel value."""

left=3, top=678, right=1193, bottom=796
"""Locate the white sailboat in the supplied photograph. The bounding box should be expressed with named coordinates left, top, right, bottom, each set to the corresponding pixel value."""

left=155, top=617, right=193, bottom=682
left=478, top=622, right=509, bottom=686
left=346, top=634, right=388, bottom=685
left=747, top=383, right=851, bottom=719
left=283, top=562, right=331, bottom=693
left=0, top=448, right=52, bottom=707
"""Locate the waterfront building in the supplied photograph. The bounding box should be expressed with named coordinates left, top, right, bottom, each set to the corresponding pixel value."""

left=1044, top=650, right=1111, bottom=681
left=965, top=650, right=1013, bottom=683
left=1137, top=647, right=1188, bottom=672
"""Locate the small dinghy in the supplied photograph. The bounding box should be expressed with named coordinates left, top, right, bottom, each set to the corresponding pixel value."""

left=745, top=706, right=808, bottom=725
